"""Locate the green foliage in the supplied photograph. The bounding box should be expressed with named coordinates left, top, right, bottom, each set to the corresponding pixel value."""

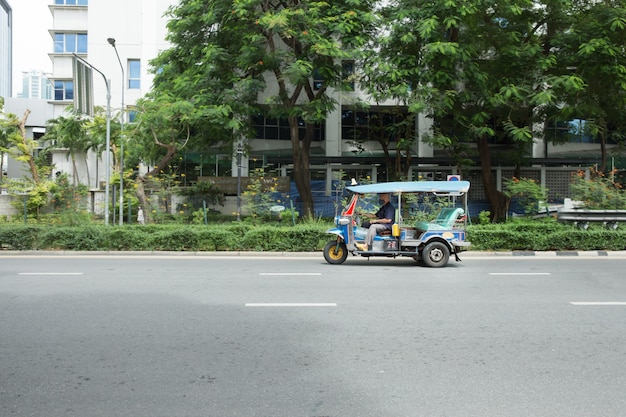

left=478, top=210, right=491, bottom=225
left=243, top=168, right=288, bottom=223
left=47, top=173, right=93, bottom=225
left=467, top=219, right=626, bottom=251
left=503, top=177, right=548, bottom=215
left=0, top=225, right=39, bottom=250
left=37, top=227, right=106, bottom=250
left=570, top=168, right=626, bottom=209
left=152, top=0, right=378, bottom=218
left=5, top=178, right=56, bottom=217
left=2, top=218, right=626, bottom=252
left=177, top=181, right=224, bottom=208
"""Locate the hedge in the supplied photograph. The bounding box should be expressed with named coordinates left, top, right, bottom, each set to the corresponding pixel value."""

left=1, top=220, right=625, bottom=252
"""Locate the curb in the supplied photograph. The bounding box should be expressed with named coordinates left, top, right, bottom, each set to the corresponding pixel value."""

left=1, top=250, right=626, bottom=257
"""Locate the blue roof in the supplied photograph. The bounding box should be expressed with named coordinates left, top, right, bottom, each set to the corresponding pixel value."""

left=347, top=180, right=470, bottom=194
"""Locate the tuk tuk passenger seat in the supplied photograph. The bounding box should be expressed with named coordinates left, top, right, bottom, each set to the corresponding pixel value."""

left=415, top=207, right=465, bottom=231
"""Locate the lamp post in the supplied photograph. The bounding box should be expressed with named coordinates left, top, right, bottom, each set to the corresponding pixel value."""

left=73, top=54, right=111, bottom=225
left=108, top=38, right=125, bottom=226
left=236, top=144, right=243, bottom=221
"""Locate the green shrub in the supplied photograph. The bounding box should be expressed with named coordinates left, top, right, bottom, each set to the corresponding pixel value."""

left=105, top=227, right=153, bottom=251
left=38, top=226, right=105, bottom=250
left=0, top=225, right=39, bottom=250
left=2, top=218, right=626, bottom=252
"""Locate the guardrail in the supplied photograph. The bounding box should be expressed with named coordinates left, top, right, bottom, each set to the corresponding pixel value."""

left=557, top=209, right=626, bottom=230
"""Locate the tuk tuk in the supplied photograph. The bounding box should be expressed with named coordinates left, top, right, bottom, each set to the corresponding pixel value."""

left=323, top=180, right=471, bottom=267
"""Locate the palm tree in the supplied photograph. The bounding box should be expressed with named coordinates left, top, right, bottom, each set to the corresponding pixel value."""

left=45, top=108, right=91, bottom=187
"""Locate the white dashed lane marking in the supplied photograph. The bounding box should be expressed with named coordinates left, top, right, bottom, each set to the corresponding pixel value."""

left=245, top=303, right=337, bottom=307
left=570, top=302, right=626, bottom=306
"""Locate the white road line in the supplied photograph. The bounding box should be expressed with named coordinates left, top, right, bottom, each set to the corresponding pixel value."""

left=570, top=302, right=626, bottom=306
left=259, top=273, right=322, bottom=276
left=19, top=272, right=84, bottom=276
left=245, top=303, right=337, bottom=307
left=489, top=272, right=551, bottom=276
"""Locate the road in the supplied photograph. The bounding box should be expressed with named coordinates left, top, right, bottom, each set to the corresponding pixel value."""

left=1, top=254, right=626, bottom=417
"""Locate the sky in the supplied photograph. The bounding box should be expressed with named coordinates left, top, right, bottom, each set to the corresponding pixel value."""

left=11, top=0, right=53, bottom=96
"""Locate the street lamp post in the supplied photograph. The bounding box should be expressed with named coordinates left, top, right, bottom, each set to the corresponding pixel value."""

left=108, top=38, right=125, bottom=226
left=73, top=54, right=111, bottom=225
left=236, top=144, right=243, bottom=221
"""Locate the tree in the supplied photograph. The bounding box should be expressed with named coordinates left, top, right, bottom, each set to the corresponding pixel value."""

left=127, top=93, right=230, bottom=223
left=151, top=0, right=376, bottom=218
left=44, top=107, right=92, bottom=187
left=0, top=100, right=56, bottom=216
left=370, top=0, right=582, bottom=222
left=551, top=0, right=626, bottom=173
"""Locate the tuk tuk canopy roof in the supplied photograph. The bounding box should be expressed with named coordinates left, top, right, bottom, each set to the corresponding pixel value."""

left=347, top=180, right=470, bottom=195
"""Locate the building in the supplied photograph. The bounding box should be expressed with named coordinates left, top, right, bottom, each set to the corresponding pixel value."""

left=0, top=0, right=11, bottom=99
left=17, top=70, right=52, bottom=99
left=47, top=0, right=175, bottom=191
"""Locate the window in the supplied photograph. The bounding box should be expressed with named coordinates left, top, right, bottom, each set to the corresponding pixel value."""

left=54, top=33, right=88, bottom=53
left=342, top=60, right=355, bottom=91
left=55, top=0, right=88, bottom=5
left=341, top=107, right=406, bottom=142
left=251, top=111, right=325, bottom=141
left=128, top=60, right=140, bottom=89
left=313, top=60, right=355, bottom=91
left=313, top=68, right=324, bottom=90
left=54, top=80, right=74, bottom=101
left=545, top=118, right=602, bottom=144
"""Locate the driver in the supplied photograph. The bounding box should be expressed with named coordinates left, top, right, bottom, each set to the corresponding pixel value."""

left=356, top=193, right=395, bottom=251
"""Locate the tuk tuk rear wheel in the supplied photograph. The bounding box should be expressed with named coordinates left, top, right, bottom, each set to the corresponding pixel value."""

left=323, top=241, right=348, bottom=264
left=422, top=241, right=450, bottom=267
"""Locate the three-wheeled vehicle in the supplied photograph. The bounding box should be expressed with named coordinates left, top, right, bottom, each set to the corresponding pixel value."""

left=323, top=181, right=471, bottom=267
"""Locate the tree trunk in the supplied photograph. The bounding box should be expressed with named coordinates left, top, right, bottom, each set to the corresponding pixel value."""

left=71, top=154, right=78, bottom=186
left=477, top=136, right=508, bottom=222
left=599, top=131, right=607, bottom=173
left=290, top=117, right=314, bottom=218
left=135, top=178, right=150, bottom=223
left=17, top=109, right=40, bottom=184
left=133, top=143, right=178, bottom=224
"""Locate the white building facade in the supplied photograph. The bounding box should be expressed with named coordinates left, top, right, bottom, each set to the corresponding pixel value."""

left=48, top=0, right=175, bottom=190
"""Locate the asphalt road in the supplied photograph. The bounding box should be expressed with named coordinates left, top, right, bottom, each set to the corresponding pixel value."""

left=1, top=254, right=626, bottom=417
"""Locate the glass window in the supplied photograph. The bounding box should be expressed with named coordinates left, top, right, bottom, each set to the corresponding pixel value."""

left=313, top=68, right=324, bottom=90
left=342, top=60, right=355, bottom=90
left=65, top=34, right=76, bottom=53
left=54, top=33, right=64, bottom=53
left=53, top=33, right=88, bottom=53
left=77, top=34, right=88, bottom=53
left=547, top=118, right=595, bottom=143
left=128, top=60, right=141, bottom=89
left=250, top=110, right=324, bottom=141
left=341, top=107, right=406, bottom=142
left=54, top=80, right=74, bottom=101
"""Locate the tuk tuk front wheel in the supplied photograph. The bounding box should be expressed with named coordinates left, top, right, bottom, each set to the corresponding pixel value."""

left=323, top=241, right=348, bottom=265
left=422, top=241, right=450, bottom=267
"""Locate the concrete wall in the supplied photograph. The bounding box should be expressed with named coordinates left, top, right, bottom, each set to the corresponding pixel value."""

left=0, top=193, right=20, bottom=217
